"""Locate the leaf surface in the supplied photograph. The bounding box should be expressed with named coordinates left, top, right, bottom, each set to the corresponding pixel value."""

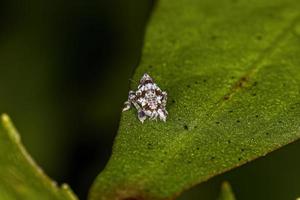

left=90, top=0, right=300, bottom=199
left=0, top=114, right=78, bottom=200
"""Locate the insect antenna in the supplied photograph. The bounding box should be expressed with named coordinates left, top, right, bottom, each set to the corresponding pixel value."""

left=129, top=78, right=139, bottom=84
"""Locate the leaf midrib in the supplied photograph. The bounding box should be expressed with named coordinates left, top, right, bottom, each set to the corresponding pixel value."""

left=209, top=14, right=300, bottom=118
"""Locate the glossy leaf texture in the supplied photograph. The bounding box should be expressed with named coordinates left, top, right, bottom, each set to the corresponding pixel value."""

left=0, top=114, right=78, bottom=200
left=217, top=182, right=236, bottom=200
left=90, top=0, right=300, bottom=199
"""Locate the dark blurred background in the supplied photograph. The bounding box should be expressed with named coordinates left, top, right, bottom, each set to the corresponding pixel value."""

left=1, top=1, right=300, bottom=200
left=0, top=0, right=155, bottom=198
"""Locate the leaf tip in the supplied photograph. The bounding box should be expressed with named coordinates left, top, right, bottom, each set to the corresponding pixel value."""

left=218, top=181, right=236, bottom=200
left=1, top=113, right=21, bottom=143
left=1, top=113, right=10, bottom=124
left=221, top=181, right=231, bottom=190
left=61, top=183, right=79, bottom=200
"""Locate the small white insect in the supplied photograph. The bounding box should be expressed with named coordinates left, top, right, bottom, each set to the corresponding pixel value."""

left=123, top=73, right=168, bottom=123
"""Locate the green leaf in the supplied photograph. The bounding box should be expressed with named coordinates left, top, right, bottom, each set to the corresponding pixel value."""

left=217, top=182, right=236, bottom=200
left=0, top=114, right=78, bottom=200
left=89, top=0, right=300, bottom=199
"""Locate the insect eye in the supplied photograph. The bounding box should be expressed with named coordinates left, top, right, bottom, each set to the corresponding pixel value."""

left=136, top=90, right=142, bottom=96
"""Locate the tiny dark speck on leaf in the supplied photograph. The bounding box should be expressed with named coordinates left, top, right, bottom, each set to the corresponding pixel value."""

left=255, top=115, right=259, bottom=118
left=203, top=79, right=207, bottom=83
left=229, top=110, right=233, bottom=113
left=210, top=156, right=215, bottom=160
left=149, top=65, right=153, bottom=68
left=147, top=143, right=153, bottom=149
left=238, top=157, right=242, bottom=161
left=241, top=148, right=245, bottom=152
left=211, top=35, right=217, bottom=40
left=266, top=132, right=270, bottom=136
left=241, top=76, right=248, bottom=81
left=148, top=143, right=153, bottom=150
left=224, top=95, right=230, bottom=100
left=228, top=140, right=231, bottom=144
left=172, top=99, right=176, bottom=103
left=184, top=125, right=189, bottom=130
left=216, top=121, right=220, bottom=124
left=196, top=147, right=199, bottom=150
left=187, top=160, right=192, bottom=164
left=252, top=93, right=256, bottom=96
left=237, top=76, right=248, bottom=87
left=256, top=35, right=263, bottom=40
left=236, top=120, right=240, bottom=123
left=187, top=84, right=191, bottom=88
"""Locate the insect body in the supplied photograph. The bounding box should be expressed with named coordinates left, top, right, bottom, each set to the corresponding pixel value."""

left=123, top=73, right=168, bottom=123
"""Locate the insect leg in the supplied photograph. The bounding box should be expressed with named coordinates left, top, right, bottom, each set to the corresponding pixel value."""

left=161, top=91, right=168, bottom=107
left=138, top=110, right=147, bottom=123
left=158, top=108, right=167, bottom=122
left=122, top=90, right=136, bottom=112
